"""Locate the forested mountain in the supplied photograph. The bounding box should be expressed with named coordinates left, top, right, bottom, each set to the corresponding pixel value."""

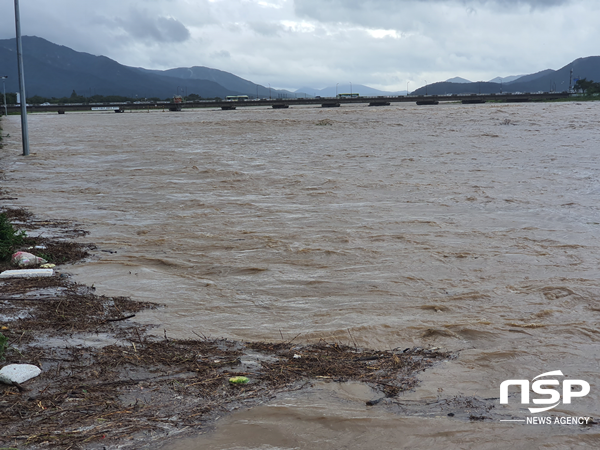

left=0, top=36, right=293, bottom=99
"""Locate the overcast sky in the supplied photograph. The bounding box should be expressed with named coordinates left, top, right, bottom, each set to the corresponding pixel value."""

left=1, top=0, right=598, bottom=91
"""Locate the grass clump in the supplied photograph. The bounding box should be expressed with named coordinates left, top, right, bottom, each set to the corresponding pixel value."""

left=0, top=212, right=26, bottom=261
left=0, top=332, right=7, bottom=360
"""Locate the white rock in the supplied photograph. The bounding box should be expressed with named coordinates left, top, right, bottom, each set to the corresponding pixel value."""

left=0, top=269, right=54, bottom=278
left=0, top=364, right=42, bottom=385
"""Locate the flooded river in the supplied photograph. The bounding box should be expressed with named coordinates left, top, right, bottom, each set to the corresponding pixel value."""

left=2, top=101, right=600, bottom=448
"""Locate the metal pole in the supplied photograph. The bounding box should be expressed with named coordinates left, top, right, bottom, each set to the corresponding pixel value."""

left=569, top=68, right=573, bottom=93
left=1, top=76, right=7, bottom=116
left=14, top=0, right=29, bottom=156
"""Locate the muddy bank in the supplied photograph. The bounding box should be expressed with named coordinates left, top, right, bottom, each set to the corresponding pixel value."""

left=0, top=205, right=453, bottom=449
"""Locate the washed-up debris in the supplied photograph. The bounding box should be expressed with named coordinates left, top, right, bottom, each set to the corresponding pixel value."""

left=0, top=363, right=42, bottom=385
left=316, top=119, right=334, bottom=126
left=0, top=268, right=54, bottom=278
left=229, top=376, right=250, bottom=384
left=11, top=251, right=47, bottom=267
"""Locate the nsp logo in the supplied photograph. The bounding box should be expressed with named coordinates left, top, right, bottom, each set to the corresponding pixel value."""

left=500, top=370, right=590, bottom=413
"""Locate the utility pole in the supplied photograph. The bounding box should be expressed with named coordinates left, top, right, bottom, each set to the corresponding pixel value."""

left=14, top=0, right=29, bottom=156
left=569, top=68, right=573, bottom=92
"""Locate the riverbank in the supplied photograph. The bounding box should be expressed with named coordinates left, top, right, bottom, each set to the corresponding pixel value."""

left=0, top=201, right=453, bottom=449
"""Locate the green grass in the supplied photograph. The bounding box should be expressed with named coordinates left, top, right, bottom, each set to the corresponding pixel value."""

left=0, top=212, right=27, bottom=261
left=0, top=332, right=7, bottom=360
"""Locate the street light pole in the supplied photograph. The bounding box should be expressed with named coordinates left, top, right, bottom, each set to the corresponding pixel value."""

left=14, top=0, right=29, bottom=156
left=336, top=83, right=339, bottom=97
left=350, top=82, right=352, bottom=96
left=424, top=80, right=427, bottom=96
left=1, top=76, right=7, bottom=116
left=406, top=81, right=409, bottom=96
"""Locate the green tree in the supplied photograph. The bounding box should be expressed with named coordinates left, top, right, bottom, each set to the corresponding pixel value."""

left=574, top=78, right=595, bottom=94
left=588, top=82, right=600, bottom=95
left=4, top=93, right=17, bottom=104
left=28, top=95, right=50, bottom=104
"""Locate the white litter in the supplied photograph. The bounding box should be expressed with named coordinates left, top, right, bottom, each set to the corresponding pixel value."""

left=0, top=364, right=42, bottom=385
left=11, top=251, right=48, bottom=267
left=0, top=269, right=54, bottom=278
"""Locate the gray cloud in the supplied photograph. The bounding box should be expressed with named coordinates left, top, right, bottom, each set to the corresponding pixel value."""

left=0, top=0, right=594, bottom=92
left=248, top=21, right=283, bottom=37
left=294, top=0, right=572, bottom=26
left=211, top=50, right=231, bottom=59
left=114, top=9, right=191, bottom=43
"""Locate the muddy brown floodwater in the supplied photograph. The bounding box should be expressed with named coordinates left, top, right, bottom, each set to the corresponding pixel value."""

left=2, top=101, right=600, bottom=449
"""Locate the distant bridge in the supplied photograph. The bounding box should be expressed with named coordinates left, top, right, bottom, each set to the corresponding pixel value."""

left=4, top=92, right=572, bottom=114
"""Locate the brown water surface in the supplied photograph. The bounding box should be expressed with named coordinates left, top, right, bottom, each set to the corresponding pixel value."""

left=2, top=102, right=600, bottom=448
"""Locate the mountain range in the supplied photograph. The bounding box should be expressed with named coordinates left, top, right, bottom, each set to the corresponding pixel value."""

left=1, top=36, right=600, bottom=100
left=0, top=36, right=296, bottom=100
left=412, top=63, right=598, bottom=96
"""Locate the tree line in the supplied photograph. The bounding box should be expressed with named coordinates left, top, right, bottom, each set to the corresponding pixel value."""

left=1, top=91, right=210, bottom=105
left=574, top=78, right=600, bottom=95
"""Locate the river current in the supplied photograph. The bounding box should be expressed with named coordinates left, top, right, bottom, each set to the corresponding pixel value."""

left=2, top=101, right=600, bottom=449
